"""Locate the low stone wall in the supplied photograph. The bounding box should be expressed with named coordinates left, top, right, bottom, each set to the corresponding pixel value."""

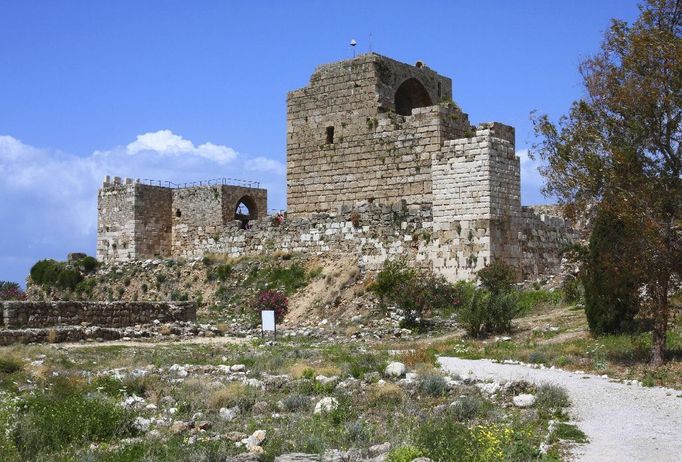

left=1, top=301, right=196, bottom=329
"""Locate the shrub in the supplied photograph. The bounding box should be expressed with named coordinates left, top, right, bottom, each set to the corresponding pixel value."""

left=369, top=258, right=416, bottom=302
left=265, top=264, right=308, bottom=294
left=0, top=281, right=25, bottom=301
left=13, top=389, right=135, bottom=459
left=419, top=375, right=448, bottom=397
left=344, top=353, right=386, bottom=379
left=527, top=350, right=548, bottom=364
left=209, top=264, right=232, bottom=282
left=458, top=288, right=522, bottom=337
left=516, top=289, right=562, bottom=313
left=0, top=356, right=24, bottom=374
left=281, top=394, right=310, bottom=412
left=56, top=268, right=82, bottom=290
left=386, top=445, right=423, bottom=462
left=76, top=256, right=98, bottom=273
left=582, top=208, right=642, bottom=334
left=414, top=418, right=475, bottom=462
left=535, top=384, right=570, bottom=410
left=370, top=259, right=461, bottom=328
left=477, top=261, right=516, bottom=294
left=253, top=289, right=288, bottom=322
left=29, top=259, right=82, bottom=290
left=449, top=396, right=485, bottom=421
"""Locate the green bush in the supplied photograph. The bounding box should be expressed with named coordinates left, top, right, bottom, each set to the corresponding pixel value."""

left=29, top=259, right=82, bottom=290
left=369, top=258, right=416, bottom=302
left=582, top=208, right=642, bottom=334
left=76, top=256, right=98, bottom=273
left=449, top=396, right=486, bottom=421
left=477, top=261, right=516, bottom=294
left=386, top=445, right=423, bottom=462
left=414, top=418, right=475, bottom=462
left=13, top=389, right=136, bottom=459
left=208, top=264, right=233, bottom=282
left=265, top=264, right=308, bottom=294
left=0, top=357, right=23, bottom=374
left=535, top=384, right=570, bottom=410
left=419, top=375, right=448, bottom=397
left=458, top=264, right=523, bottom=337
left=281, top=394, right=310, bottom=412
left=370, top=259, right=461, bottom=329
left=517, top=289, right=562, bottom=312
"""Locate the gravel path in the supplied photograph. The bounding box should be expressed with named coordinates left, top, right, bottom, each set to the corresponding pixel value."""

left=438, top=357, right=682, bottom=462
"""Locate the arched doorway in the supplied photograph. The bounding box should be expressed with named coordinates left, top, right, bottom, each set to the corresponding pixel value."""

left=394, top=78, right=433, bottom=116
left=235, top=195, right=258, bottom=228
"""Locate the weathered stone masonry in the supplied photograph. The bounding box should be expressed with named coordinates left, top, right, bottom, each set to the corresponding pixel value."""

left=1, top=301, right=196, bottom=329
left=97, top=177, right=267, bottom=262
left=98, top=53, right=575, bottom=281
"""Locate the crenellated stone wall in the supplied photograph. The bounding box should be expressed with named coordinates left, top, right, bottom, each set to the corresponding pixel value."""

left=1, top=301, right=196, bottom=329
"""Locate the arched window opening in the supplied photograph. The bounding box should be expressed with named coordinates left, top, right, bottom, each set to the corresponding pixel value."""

left=235, top=195, right=259, bottom=229
left=394, top=78, right=433, bottom=116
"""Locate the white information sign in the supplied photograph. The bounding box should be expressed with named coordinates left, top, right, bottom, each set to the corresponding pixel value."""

left=261, top=310, right=276, bottom=334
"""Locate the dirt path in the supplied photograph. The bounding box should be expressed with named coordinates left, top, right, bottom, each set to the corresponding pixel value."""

left=438, top=357, right=682, bottom=462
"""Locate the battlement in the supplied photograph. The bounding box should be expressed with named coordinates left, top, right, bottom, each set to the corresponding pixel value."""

left=97, top=177, right=267, bottom=263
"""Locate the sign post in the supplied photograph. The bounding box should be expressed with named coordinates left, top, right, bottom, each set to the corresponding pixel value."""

left=261, top=310, right=276, bottom=340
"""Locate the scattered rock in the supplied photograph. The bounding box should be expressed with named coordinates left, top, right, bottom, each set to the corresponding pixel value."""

left=314, top=397, right=339, bottom=414
left=513, top=394, right=536, bottom=408
left=369, top=442, right=391, bottom=456
left=170, top=421, right=190, bottom=434
left=219, top=406, right=240, bottom=421
left=384, top=362, right=406, bottom=378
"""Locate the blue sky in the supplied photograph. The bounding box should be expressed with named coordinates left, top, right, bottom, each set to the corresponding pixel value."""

left=0, top=1, right=640, bottom=284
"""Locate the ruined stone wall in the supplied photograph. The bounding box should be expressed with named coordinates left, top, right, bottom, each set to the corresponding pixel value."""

left=1, top=301, right=196, bottom=329
left=97, top=180, right=137, bottom=261
left=220, top=186, right=267, bottom=222
left=135, top=184, right=173, bottom=258
left=517, top=206, right=578, bottom=279
left=287, top=53, right=468, bottom=215
left=97, top=179, right=172, bottom=262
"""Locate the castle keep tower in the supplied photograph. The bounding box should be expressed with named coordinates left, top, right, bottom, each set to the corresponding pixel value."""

left=287, top=53, right=522, bottom=278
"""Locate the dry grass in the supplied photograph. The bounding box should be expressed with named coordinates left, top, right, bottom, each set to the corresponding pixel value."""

left=400, top=347, right=435, bottom=368
left=289, top=362, right=341, bottom=379
left=368, top=383, right=404, bottom=405
left=207, top=382, right=248, bottom=409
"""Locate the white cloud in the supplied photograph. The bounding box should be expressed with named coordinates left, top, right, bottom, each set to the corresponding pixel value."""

left=0, top=131, right=285, bottom=284
left=126, top=130, right=237, bottom=164
left=246, top=156, right=286, bottom=176
left=517, top=149, right=551, bottom=204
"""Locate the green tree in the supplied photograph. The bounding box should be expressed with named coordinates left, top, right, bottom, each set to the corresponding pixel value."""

left=583, top=207, right=643, bottom=334
left=532, top=0, right=681, bottom=365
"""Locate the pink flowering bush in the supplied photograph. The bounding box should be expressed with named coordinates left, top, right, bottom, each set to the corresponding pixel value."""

left=253, top=289, right=288, bottom=322
left=0, top=281, right=26, bottom=301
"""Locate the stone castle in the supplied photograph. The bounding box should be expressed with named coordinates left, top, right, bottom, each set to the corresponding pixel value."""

left=98, top=53, right=574, bottom=281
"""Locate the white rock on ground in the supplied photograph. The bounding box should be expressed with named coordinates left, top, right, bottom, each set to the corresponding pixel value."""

left=384, top=361, right=407, bottom=378
left=219, top=406, right=239, bottom=421
left=438, top=356, right=682, bottom=462
left=314, top=397, right=339, bottom=414
left=512, top=394, right=536, bottom=408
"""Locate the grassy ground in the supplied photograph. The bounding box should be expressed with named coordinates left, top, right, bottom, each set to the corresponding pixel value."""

left=406, top=294, right=682, bottom=389
left=0, top=337, right=572, bottom=462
